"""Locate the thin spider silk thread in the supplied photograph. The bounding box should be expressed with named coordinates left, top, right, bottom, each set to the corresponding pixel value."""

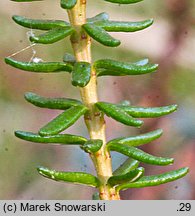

left=7, top=28, right=43, bottom=63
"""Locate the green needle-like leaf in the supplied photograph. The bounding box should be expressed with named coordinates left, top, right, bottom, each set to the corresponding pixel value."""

left=108, top=129, right=163, bottom=147
left=104, top=0, right=143, bottom=4
left=81, top=139, right=103, bottom=153
left=96, top=102, right=143, bottom=127
left=109, top=143, right=174, bottom=166
left=5, top=58, right=73, bottom=73
left=95, top=19, right=153, bottom=32
left=117, top=167, right=189, bottom=191
left=82, top=23, right=121, bottom=47
left=10, top=0, right=189, bottom=197
left=24, top=92, right=82, bottom=110
left=95, top=59, right=158, bottom=76
left=61, top=0, right=77, bottom=9
left=37, top=167, right=100, bottom=187
left=12, top=15, right=69, bottom=30
left=39, top=105, right=88, bottom=136
left=15, top=131, right=87, bottom=145
left=113, top=159, right=140, bottom=176
left=117, top=105, right=178, bottom=118
left=71, top=62, right=91, bottom=87
left=87, top=12, right=109, bottom=23
left=108, top=167, right=144, bottom=187
left=96, top=59, right=149, bottom=76
left=30, top=27, right=74, bottom=44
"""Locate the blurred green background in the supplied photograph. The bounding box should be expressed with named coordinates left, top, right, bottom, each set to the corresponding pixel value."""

left=0, top=0, right=195, bottom=200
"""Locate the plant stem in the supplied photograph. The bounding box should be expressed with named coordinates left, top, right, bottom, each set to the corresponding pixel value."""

left=67, top=1, right=120, bottom=200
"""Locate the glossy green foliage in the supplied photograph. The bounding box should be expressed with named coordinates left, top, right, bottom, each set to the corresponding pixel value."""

left=30, top=27, right=74, bottom=44
left=5, top=58, right=73, bottom=73
left=12, top=15, right=74, bottom=44
left=39, top=105, right=88, bottom=136
left=108, top=129, right=163, bottom=147
left=113, top=159, right=139, bottom=176
left=71, top=62, right=91, bottom=87
left=118, top=104, right=178, bottom=118
left=104, top=0, right=143, bottom=4
left=94, top=59, right=158, bottom=76
left=82, top=23, right=121, bottom=47
left=108, top=167, right=144, bottom=186
left=12, top=15, right=69, bottom=30
left=82, top=8, right=153, bottom=47
left=24, top=92, right=81, bottom=110
left=38, top=167, right=100, bottom=187
left=81, top=139, right=103, bottom=153
left=15, top=131, right=87, bottom=145
left=61, top=0, right=77, bottom=9
left=95, top=19, right=153, bottom=32
left=87, top=12, right=109, bottom=23
left=108, top=143, right=174, bottom=166
left=117, top=167, right=189, bottom=191
left=8, top=0, right=189, bottom=197
left=83, top=11, right=152, bottom=47
left=96, top=102, right=143, bottom=127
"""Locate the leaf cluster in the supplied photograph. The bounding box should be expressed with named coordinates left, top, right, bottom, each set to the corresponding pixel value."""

left=6, top=0, right=189, bottom=198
